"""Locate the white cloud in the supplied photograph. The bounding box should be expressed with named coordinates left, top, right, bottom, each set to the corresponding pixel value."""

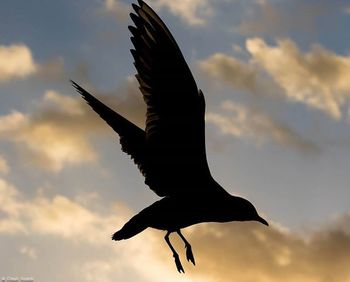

left=0, top=178, right=22, bottom=217
left=207, top=100, right=319, bottom=153
left=0, top=177, right=207, bottom=281
left=43, top=90, right=85, bottom=116
left=0, top=91, right=101, bottom=172
left=199, top=38, right=350, bottom=121
left=169, top=220, right=350, bottom=282
left=151, top=0, right=213, bottom=26
left=246, top=38, right=350, bottom=120
left=0, top=107, right=97, bottom=171
left=0, top=218, right=25, bottom=234
left=103, top=0, right=213, bottom=26
left=0, top=44, right=37, bottom=82
left=0, top=44, right=65, bottom=83
left=104, top=0, right=130, bottom=21
left=28, top=195, right=107, bottom=240
left=0, top=177, right=124, bottom=244
left=2, top=175, right=350, bottom=281
left=0, top=178, right=25, bottom=233
left=199, top=53, right=263, bottom=94
left=0, top=77, right=145, bottom=172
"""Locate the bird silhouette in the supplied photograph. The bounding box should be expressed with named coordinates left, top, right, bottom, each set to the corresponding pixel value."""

left=71, top=0, right=268, bottom=273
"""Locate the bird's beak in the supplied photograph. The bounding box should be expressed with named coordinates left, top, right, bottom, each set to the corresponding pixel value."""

left=257, top=216, right=269, bottom=226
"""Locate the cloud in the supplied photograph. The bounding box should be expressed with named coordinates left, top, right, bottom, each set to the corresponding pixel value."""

left=0, top=178, right=22, bottom=217
left=0, top=43, right=65, bottom=83
left=28, top=195, right=109, bottom=240
left=0, top=104, right=98, bottom=172
left=0, top=176, right=123, bottom=243
left=246, top=38, right=350, bottom=120
left=0, top=77, right=145, bottom=172
left=0, top=177, right=205, bottom=281
left=103, top=0, right=213, bottom=26
left=198, top=52, right=278, bottom=96
left=103, top=76, right=146, bottom=129
left=155, top=219, right=350, bottom=282
left=0, top=178, right=25, bottom=233
left=104, top=0, right=130, bottom=21
left=199, top=38, right=350, bottom=121
left=207, top=100, right=319, bottom=153
left=151, top=0, right=213, bottom=26
left=2, top=175, right=350, bottom=281
left=236, top=0, right=342, bottom=36
left=0, top=155, right=10, bottom=174
left=0, top=44, right=37, bottom=82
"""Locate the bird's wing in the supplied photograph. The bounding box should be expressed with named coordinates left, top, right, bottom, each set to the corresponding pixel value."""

left=129, top=0, right=212, bottom=197
left=71, top=81, right=147, bottom=176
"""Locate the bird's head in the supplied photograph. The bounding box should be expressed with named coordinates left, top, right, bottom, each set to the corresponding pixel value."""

left=227, top=196, right=269, bottom=226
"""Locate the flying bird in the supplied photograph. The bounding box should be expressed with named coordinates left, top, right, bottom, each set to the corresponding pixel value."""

left=71, top=0, right=268, bottom=273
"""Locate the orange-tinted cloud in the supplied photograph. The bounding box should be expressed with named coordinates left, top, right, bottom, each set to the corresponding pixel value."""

left=0, top=78, right=145, bottom=171
left=154, top=219, right=350, bottom=281
left=0, top=44, right=37, bottom=82
left=2, top=174, right=350, bottom=282
left=199, top=38, right=350, bottom=121
left=246, top=38, right=350, bottom=120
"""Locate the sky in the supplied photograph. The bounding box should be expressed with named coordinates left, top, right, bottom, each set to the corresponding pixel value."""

left=1, top=0, right=350, bottom=281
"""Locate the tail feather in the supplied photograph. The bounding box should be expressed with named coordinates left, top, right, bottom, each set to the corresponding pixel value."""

left=112, top=215, right=147, bottom=241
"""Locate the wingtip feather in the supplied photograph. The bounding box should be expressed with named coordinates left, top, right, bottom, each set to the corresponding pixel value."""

left=130, top=12, right=139, bottom=23
left=132, top=3, right=140, bottom=13
left=70, top=79, right=78, bottom=88
left=70, top=80, right=89, bottom=100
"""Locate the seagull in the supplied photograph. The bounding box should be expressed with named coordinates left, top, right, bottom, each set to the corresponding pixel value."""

left=71, top=0, right=268, bottom=273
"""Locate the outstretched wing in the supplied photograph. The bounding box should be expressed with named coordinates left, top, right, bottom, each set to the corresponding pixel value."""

left=71, top=81, right=147, bottom=175
left=129, top=0, right=212, bottom=197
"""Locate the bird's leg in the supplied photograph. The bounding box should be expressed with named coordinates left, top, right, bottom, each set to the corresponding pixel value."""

left=177, top=230, right=195, bottom=265
left=164, top=231, right=185, bottom=273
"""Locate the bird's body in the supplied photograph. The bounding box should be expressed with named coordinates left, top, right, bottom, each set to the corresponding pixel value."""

left=115, top=179, right=265, bottom=237
left=72, top=0, right=268, bottom=273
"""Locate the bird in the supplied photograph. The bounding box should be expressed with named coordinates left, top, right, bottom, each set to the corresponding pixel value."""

left=71, top=0, right=268, bottom=273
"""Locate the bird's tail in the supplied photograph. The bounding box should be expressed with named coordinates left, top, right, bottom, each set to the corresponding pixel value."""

left=112, top=214, right=147, bottom=241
